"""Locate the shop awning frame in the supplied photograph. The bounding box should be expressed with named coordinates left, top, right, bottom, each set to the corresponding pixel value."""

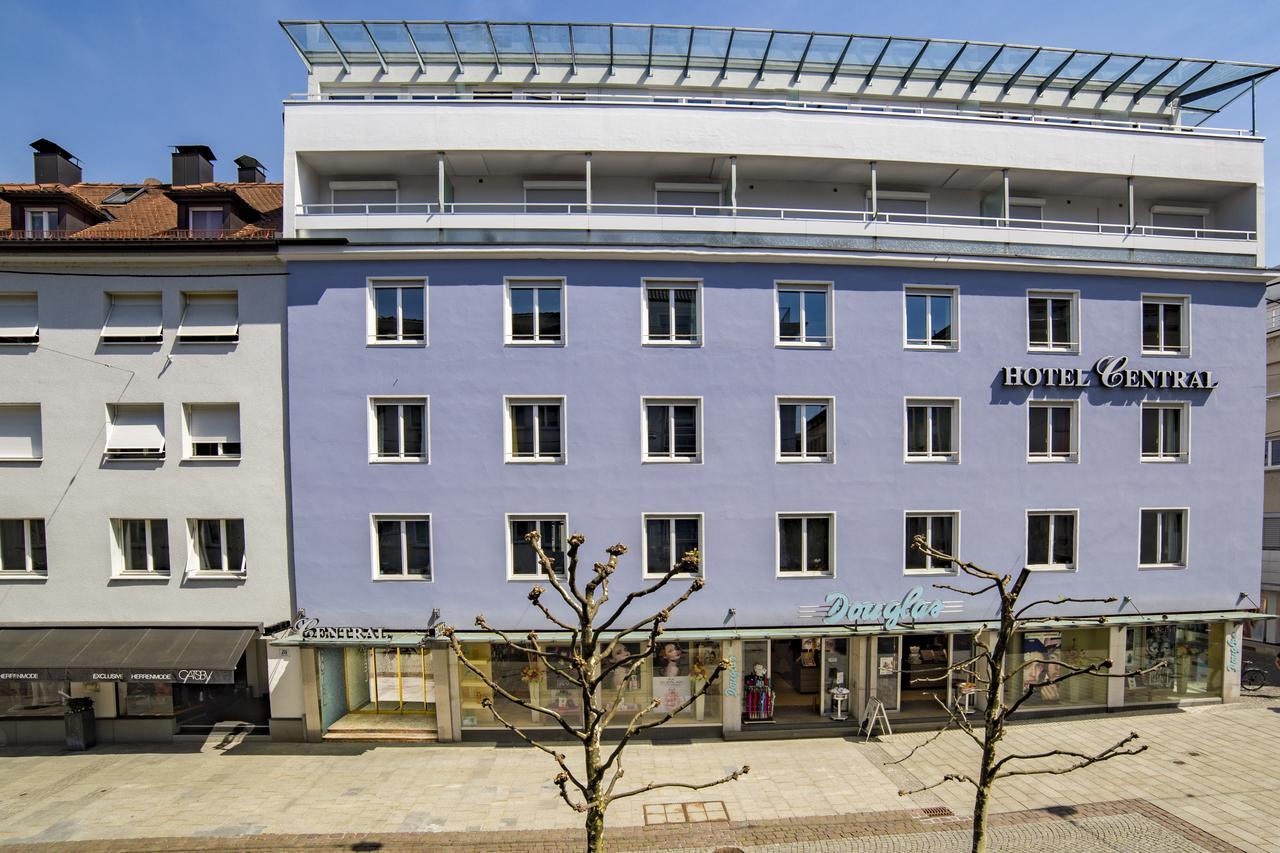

left=0, top=627, right=255, bottom=684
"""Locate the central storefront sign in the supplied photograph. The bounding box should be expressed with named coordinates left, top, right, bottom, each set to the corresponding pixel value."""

left=292, top=616, right=392, bottom=641
left=1000, top=356, right=1216, bottom=391
left=821, top=586, right=946, bottom=629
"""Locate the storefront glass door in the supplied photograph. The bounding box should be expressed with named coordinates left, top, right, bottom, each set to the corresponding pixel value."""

left=348, top=646, right=435, bottom=715
left=899, top=634, right=950, bottom=715
left=872, top=636, right=901, bottom=711
left=819, top=638, right=849, bottom=715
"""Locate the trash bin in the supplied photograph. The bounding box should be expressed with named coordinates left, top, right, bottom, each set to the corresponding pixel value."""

left=64, top=697, right=97, bottom=751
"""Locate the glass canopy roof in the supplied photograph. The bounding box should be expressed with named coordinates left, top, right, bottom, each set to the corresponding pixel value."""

left=280, top=21, right=1277, bottom=117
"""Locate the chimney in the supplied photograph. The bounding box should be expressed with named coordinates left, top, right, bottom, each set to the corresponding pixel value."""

left=234, top=155, right=267, bottom=183
left=30, top=138, right=82, bottom=184
left=171, top=145, right=216, bottom=186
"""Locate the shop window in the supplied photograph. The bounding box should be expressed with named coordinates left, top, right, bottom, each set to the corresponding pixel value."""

left=1125, top=623, right=1223, bottom=704
left=775, top=282, right=832, bottom=347
left=505, top=279, right=563, bottom=344
left=643, top=398, right=700, bottom=462
left=1007, top=627, right=1110, bottom=710
left=117, top=681, right=174, bottom=716
left=0, top=679, right=65, bottom=716
left=644, top=281, right=701, bottom=345
left=777, top=399, right=832, bottom=462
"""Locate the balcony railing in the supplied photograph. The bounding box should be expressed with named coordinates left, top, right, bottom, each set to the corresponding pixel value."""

left=295, top=202, right=1257, bottom=242
left=286, top=90, right=1258, bottom=138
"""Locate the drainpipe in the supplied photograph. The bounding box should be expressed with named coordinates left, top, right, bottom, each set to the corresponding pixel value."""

left=730, top=156, right=737, bottom=215
left=585, top=152, right=592, bottom=213
left=870, top=161, right=878, bottom=221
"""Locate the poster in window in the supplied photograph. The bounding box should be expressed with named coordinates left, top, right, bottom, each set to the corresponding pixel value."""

left=878, top=655, right=896, bottom=675
left=652, top=676, right=691, bottom=712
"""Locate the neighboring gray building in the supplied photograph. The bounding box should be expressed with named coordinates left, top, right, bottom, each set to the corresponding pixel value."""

left=0, top=142, right=291, bottom=744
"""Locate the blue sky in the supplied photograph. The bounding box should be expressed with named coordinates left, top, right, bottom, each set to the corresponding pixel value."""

left=2, top=0, right=1278, bottom=257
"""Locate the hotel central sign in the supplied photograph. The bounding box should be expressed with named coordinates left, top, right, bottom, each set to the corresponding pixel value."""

left=1001, top=356, right=1216, bottom=391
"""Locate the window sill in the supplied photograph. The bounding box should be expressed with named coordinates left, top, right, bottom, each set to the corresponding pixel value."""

left=0, top=572, right=47, bottom=583
left=776, top=340, right=833, bottom=349
left=505, top=457, right=565, bottom=465
left=373, top=575, right=433, bottom=582
left=777, top=456, right=833, bottom=464
left=0, top=456, right=42, bottom=464
left=904, top=569, right=957, bottom=577
left=1141, top=349, right=1191, bottom=358
left=1025, top=565, right=1076, bottom=573
left=642, top=340, right=703, bottom=347
left=1138, top=563, right=1187, bottom=571
left=1141, top=456, right=1188, bottom=464
left=1026, top=345, right=1080, bottom=355
left=644, top=573, right=704, bottom=581
left=1027, top=456, right=1079, bottom=464
left=776, top=572, right=834, bottom=579
left=905, top=456, right=959, bottom=464
left=184, top=571, right=246, bottom=580
left=507, top=574, right=568, bottom=583
left=504, top=340, right=565, bottom=347
left=111, top=572, right=171, bottom=583
left=904, top=344, right=959, bottom=353
left=366, top=339, right=427, bottom=348
left=103, top=454, right=165, bottom=463
left=370, top=456, right=428, bottom=464
left=181, top=456, right=241, bottom=464
left=642, top=457, right=702, bottom=464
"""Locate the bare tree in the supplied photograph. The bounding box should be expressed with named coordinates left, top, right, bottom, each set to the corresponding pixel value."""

left=440, top=530, right=748, bottom=853
left=888, top=535, right=1159, bottom=853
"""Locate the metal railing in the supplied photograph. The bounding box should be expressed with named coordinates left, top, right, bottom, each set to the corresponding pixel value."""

left=295, top=202, right=1257, bottom=242
left=286, top=90, right=1258, bottom=138
left=0, top=228, right=277, bottom=242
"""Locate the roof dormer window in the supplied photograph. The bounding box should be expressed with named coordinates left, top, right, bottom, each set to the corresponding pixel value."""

left=24, top=208, right=58, bottom=236
left=101, top=187, right=146, bottom=205
left=188, top=206, right=225, bottom=235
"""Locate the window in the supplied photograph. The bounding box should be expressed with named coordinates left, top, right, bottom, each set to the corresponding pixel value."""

left=505, top=397, right=564, bottom=462
left=505, top=279, right=564, bottom=345
left=0, top=405, right=41, bottom=461
left=655, top=183, right=721, bottom=214
left=112, top=519, right=170, bottom=576
left=1264, top=516, right=1280, bottom=551
left=904, top=286, right=956, bottom=349
left=1009, top=198, right=1045, bottom=227
left=101, top=293, right=162, bottom=344
left=1142, top=295, right=1189, bottom=355
left=369, top=398, right=427, bottom=462
left=105, top=404, right=165, bottom=460
left=373, top=516, right=432, bottom=580
left=24, top=208, right=58, bottom=235
left=874, top=192, right=929, bottom=222
left=524, top=181, right=586, bottom=213
left=905, top=513, right=957, bottom=574
left=775, top=282, right=832, bottom=346
left=904, top=399, right=958, bottom=463
left=508, top=515, right=566, bottom=578
left=1139, top=509, right=1187, bottom=568
left=1028, top=401, right=1078, bottom=462
left=101, top=187, right=146, bottom=205
left=777, top=398, right=832, bottom=462
left=331, top=181, right=398, bottom=212
left=190, top=519, right=246, bottom=574
left=643, top=398, right=700, bottom=462
left=1027, top=291, right=1078, bottom=352
left=0, top=293, right=39, bottom=345
left=643, top=280, right=701, bottom=345
left=188, top=206, right=224, bottom=234
left=777, top=514, right=833, bottom=576
left=643, top=515, right=702, bottom=577
left=368, top=279, right=426, bottom=344
left=185, top=404, right=240, bottom=459
left=1267, top=436, right=1280, bottom=469
left=0, top=519, right=46, bottom=576
left=1026, top=511, right=1077, bottom=571
left=177, top=292, right=238, bottom=343
left=1150, top=207, right=1207, bottom=237
left=1142, top=403, right=1188, bottom=462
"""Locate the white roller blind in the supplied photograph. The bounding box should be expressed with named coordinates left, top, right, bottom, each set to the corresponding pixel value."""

left=106, top=406, right=165, bottom=452
left=188, top=404, right=240, bottom=443
left=0, top=405, right=41, bottom=459
left=1265, top=517, right=1280, bottom=551
left=178, top=293, right=238, bottom=340
left=102, top=293, right=162, bottom=340
left=0, top=294, right=38, bottom=341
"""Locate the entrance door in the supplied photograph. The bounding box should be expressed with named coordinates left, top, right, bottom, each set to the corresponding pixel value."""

left=352, top=647, right=435, bottom=715
left=871, top=636, right=901, bottom=711
left=819, top=638, right=849, bottom=715
left=899, top=634, right=950, bottom=715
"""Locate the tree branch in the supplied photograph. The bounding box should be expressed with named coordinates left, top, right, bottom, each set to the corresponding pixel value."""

left=898, top=772, right=980, bottom=796
left=524, top=530, right=584, bottom=618
left=595, top=552, right=701, bottom=636
left=608, top=765, right=749, bottom=803
left=993, top=732, right=1146, bottom=779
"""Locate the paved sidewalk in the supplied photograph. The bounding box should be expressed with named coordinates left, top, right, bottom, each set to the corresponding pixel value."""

left=1, top=692, right=1279, bottom=851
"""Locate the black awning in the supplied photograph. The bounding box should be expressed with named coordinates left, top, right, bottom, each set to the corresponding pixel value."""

left=0, top=627, right=255, bottom=684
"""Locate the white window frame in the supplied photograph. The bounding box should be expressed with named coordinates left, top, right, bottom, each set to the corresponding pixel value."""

left=1141, top=293, right=1191, bottom=357
left=1141, top=402, right=1189, bottom=463
left=1267, top=435, right=1280, bottom=470
left=186, top=518, right=246, bottom=577
left=775, top=512, right=836, bottom=578
left=101, top=292, right=163, bottom=345
left=904, top=511, right=959, bottom=576
left=903, top=285, right=959, bottom=351
left=505, top=513, right=569, bottom=581
left=504, top=396, right=566, bottom=464
left=24, top=208, right=58, bottom=234
left=1024, top=509, right=1078, bottom=572
left=0, top=519, right=47, bottom=577
left=775, top=397, right=834, bottom=463
left=366, top=277, right=427, bottom=346
left=641, top=397, right=702, bottom=463
left=903, top=397, right=960, bottom=463
left=1026, top=289, right=1080, bottom=354
left=369, top=514, right=433, bottom=582
left=504, top=277, right=566, bottom=346
left=641, top=278, right=703, bottom=346
left=111, top=518, right=170, bottom=579
left=368, top=396, right=429, bottom=463
left=182, top=403, right=241, bottom=461
left=187, top=206, right=225, bottom=233
left=0, top=292, right=39, bottom=345
left=1138, top=507, right=1189, bottom=570
left=1027, top=399, right=1080, bottom=463
left=641, top=513, right=705, bottom=579
left=0, top=404, right=42, bottom=462
left=774, top=281, right=833, bottom=348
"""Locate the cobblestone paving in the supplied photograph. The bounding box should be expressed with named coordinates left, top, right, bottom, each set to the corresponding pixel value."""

left=2, top=693, right=1279, bottom=851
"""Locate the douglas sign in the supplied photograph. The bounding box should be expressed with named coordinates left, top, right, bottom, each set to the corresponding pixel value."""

left=1001, top=356, right=1216, bottom=391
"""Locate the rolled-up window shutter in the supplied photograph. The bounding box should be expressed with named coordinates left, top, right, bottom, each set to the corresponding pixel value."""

left=188, top=405, right=240, bottom=443
left=0, top=405, right=41, bottom=458
left=102, top=294, right=162, bottom=342
left=106, top=406, right=165, bottom=455
left=178, top=293, right=238, bottom=341
left=0, top=294, right=38, bottom=344
left=1264, top=517, right=1280, bottom=551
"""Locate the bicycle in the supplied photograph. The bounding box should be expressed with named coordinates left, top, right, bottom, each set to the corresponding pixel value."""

left=1241, top=660, right=1270, bottom=692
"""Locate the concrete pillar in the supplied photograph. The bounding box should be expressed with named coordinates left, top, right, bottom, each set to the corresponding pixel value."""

left=869, top=161, right=878, bottom=220
left=300, top=647, right=322, bottom=742
left=267, top=642, right=306, bottom=741
left=429, top=648, right=456, bottom=740
left=445, top=646, right=463, bottom=741
left=1223, top=621, right=1242, bottom=703
left=1002, top=169, right=1010, bottom=226
left=585, top=152, right=592, bottom=212
left=1127, top=177, right=1136, bottom=231
left=729, top=157, right=738, bottom=214
left=437, top=153, right=446, bottom=212
left=721, top=640, right=742, bottom=734
left=1107, top=626, right=1127, bottom=710
left=849, top=636, right=868, bottom=720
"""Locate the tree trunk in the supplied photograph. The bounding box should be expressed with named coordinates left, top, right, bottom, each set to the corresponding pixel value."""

left=971, top=745, right=996, bottom=853
left=585, top=803, right=606, bottom=853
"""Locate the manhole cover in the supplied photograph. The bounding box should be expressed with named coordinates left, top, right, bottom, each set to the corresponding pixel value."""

left=919, top=806, right=954, bottom=818
left=643, top=801, right=730, bottom=825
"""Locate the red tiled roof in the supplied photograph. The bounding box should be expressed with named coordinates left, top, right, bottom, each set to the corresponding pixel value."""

left=0, top=181, right=282, bottom=242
